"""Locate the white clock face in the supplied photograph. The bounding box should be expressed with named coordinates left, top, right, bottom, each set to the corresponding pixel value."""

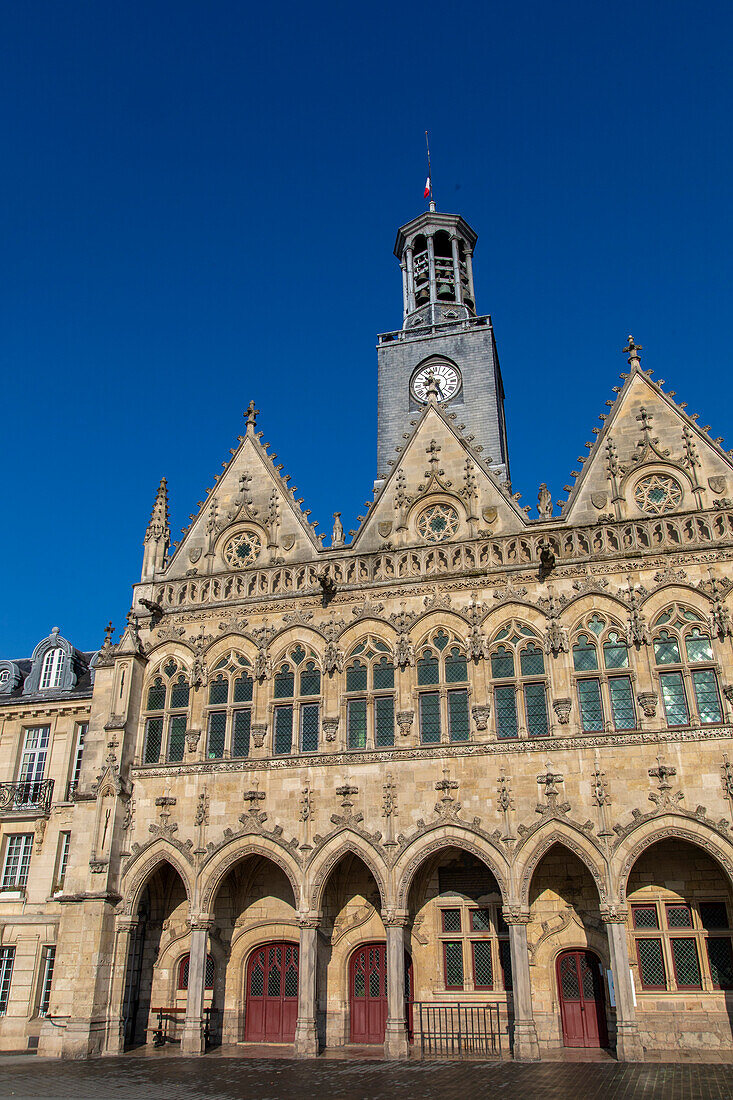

left=411, top=363, right=461, bottom=404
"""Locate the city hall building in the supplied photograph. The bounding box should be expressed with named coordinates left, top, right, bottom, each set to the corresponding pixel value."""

left=1, top=202, right=733, bottom=1062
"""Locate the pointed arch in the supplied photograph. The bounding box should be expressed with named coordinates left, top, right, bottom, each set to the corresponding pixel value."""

left=198, top=834, right=302, bottom=916
left=120, top=840, right=194, bottom=916
left=306, top=833, right=389, bottom=914
left=514, top=821, right=611, bottom=909
left=612, top=814, right=733, bottom=904
left=393, top=823, right=511, bottom=909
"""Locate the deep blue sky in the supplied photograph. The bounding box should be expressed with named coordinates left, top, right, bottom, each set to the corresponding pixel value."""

left=2, top=0, right=732, bottom=656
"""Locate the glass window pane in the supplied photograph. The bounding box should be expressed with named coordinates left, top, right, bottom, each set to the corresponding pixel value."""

left=692, top=669, right=722, bottom=724
left=207, top=711, right=226, bottom=759
left=445, top=648, right=468, bottom=683
left=170, top=677, right=190, bottom=709
left=654, top=632, right=680, bottom=665
left=147, top=679, right=165, bottom=711
left=577, top=678, right=604, bottom=731
left=685, top=631, right=714, bottom=663
left=444, top=942, right=464, bottom=989
left=520, top=644, right=545, bottom=677
left=495, top=685, right=518, bottom=740
left=636, top=937, right=666, bottom=988
left=671, top=937, right=702, bottom=988
left=433, top=630, right=449, bottom=651
left=706, top=937, right=733, bottom=989
left=417, top=653, right=439, bottom=686
left=300, top=703, right=319, bottom=752
left=442, top=909, right=461, bottom=932
left=208, top=676, right=228, bottom=705
left=603, top=636, right=629, bottom=669
left=573, top=636, right=598, bottom=671
left=375, top=695, right=394, bottom=747
left=609, top=676, right=636, bottom=730
left=274, top=706, right=293, bottom=755
left=472, top=941, right=493, bottom=989
left=448, top=689, right=470, bottom=742
left=0, top=948, right=15, bottom=1014
left=660, top=671, right=689, bottom=726
left=233, top=674, right=253, bottom=703
left=632, top=905, right=659, bottom=929
left=700, top=902, right=729, bottom=930
left=167, top=714, right=187, bottom=762
left=470, top=908, right=491, bottom=931
left=524, top=682, right=549, bottom=737
left=274, top=669, right=294, bottom=699
left=346, top=661, right=368, bottom=692
left=300, top=664, right=320, bottom=697
left=419, top=692, right=441, bottom=744
left=666, top=904, right=693, bottom=928
left=499, top=939, right=513, bottom=991
left=232, top=709, right=251, bottom=758
left=348, top=698, right=367, bottom=749
left=144, top=718, right=163, bottom=763
left=372, top=658, right=394, bottom=690
left=491, top=647, right=514, bottom=679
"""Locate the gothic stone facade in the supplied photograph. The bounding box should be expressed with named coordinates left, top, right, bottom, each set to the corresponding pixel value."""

left=2, top=210, right=733, bottom=1062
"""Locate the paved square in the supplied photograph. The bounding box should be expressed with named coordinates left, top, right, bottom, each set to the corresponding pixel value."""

left=1, top=1057, right=733, bottom=1100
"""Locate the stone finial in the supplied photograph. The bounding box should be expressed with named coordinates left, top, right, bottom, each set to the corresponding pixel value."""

left=245, top=399, right=260, bottom=432
left=145, top=477, right=169, bottom=542
left=623, top=335, right=643, bottom=368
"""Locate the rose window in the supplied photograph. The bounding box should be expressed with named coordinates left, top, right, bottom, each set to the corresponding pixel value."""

left=633, top=474, right=683, bottom=515
left=223, top=530, right=263, bottom=568
left=417, top=503, right=459, bottom=543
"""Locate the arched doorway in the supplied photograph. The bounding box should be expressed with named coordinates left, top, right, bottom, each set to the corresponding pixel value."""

left=348, top=942, right=413, bottom=1044
left=244, top=941, right=299, bottom=1042
left=556, top=949, right=608, bottom=1048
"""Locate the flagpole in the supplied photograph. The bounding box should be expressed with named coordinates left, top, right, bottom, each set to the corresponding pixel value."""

left=425, top=130, right=434, bottom=208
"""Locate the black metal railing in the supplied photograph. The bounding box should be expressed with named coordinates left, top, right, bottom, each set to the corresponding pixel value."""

left=0, top=780, right=54, bottom=815
left=65, top=780, right=78, bottom=802
left=413, top=1001, right=502, bottom=1059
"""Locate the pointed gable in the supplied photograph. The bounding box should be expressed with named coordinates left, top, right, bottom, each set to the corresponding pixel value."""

left=162, top=410, right=323, bottom=581
left=353, top=398, right=528, bottom=554
left=563, top=358, right=733, bottom=527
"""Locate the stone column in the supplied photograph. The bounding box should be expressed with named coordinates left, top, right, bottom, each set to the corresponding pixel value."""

left=465, top=248, right=475, bottom=306
left=504, top=911, right=540, bottom=1061
left=294, top=917, right=320, bottom=1056
left=405, top=246, right=416, bottom=313
left=450, top=235, right=463, bottom=305
left=104, top=916, right=137, bottom=1055
left=427, top=235, right=437, bottom=306
left=603, top=910, right=643, bottom=1061
left=401, top=262, right=408, bottom=321
left=383, top=911, right=409, bottom=1058
left=181, top=919, right=211, bottom=1055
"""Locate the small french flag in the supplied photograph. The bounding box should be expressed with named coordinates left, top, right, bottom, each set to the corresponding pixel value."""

left=424, top=176, right=431, bottom=199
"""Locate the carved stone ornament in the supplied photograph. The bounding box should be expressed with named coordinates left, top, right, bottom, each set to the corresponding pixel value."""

left=322, top=718, right=339, bottom=742
left=590, top=492, right=608, bottom=510
left=471, top=704, right=490, bottom=731
left=396, top=710, right=414, bottom=736
left=482, top=506, right=498, bottom=524
left=281, top=535, right=296, bottom=551
left=378, top=521, right=393, bottom=538
left=637, top=691, right=658, bottom=718
left=188, top=547, right=202, bottom=563
left=709, top=476, right=727, bottom=495
left=251, top=724, right=267, bottom=748
left=185, top=729, right=201, bottom=754
left=553, top=698, right=572, bottom=724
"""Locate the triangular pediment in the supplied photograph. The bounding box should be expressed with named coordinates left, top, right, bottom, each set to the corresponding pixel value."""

left=563, top=363, right=733, bottom=525
left=163, top=425, right=323, bottom=580
left=352, top=400, right=529, bottom=553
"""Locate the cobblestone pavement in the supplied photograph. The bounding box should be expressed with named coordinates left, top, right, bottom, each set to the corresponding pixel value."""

left=1, top=1057, right=733, bottom=1100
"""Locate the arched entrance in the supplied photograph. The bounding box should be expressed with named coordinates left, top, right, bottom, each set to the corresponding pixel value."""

left=244, top=942, right=299, bottom=1042
left=556, top=949, right=608, bottom=1048
left=348, top=942, right=413, bottom=1044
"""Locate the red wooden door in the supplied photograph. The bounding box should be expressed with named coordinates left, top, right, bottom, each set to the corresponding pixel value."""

left=245, top=942, right=299, bottom=1042
left=557, top=950, right=608, bottom=1048
left=350, top=944, right=387, bottom=1043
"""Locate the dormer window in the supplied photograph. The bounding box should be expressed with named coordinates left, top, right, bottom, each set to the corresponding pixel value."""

left=39, top=648, right=64, bottom=691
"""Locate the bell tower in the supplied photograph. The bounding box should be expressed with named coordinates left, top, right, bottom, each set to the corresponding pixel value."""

left=376, top=205, right=510, bottom=485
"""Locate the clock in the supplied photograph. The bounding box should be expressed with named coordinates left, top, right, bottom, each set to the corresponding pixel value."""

left=410, top=362, right=461, bottom=404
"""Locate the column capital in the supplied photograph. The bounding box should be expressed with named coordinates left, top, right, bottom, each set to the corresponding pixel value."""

left=115, top=916, right=139, bottom=934
left=600, top=905, right=629, bottom=924
left=189, top=915, right=215, bottom=932
left=297, top=913, right=322, bottom=929
left=502, top=906, right=531, bottom=926
left=381, top=908, right=410, bottom=928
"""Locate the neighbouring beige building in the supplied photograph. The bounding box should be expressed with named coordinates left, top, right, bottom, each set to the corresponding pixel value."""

left=2, top=201, right=733, bottom=1062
